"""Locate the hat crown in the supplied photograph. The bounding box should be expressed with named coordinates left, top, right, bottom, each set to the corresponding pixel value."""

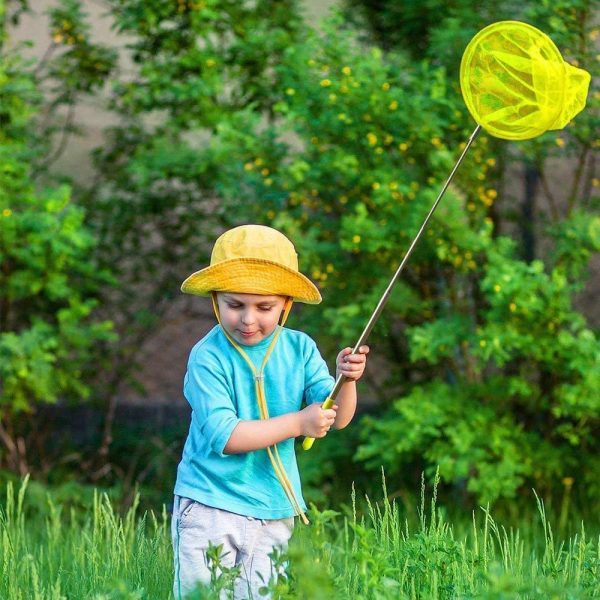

left=212, top=225, right=299, bottom=271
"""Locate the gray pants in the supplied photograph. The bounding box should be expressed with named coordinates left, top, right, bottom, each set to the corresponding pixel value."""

left=172, top=496, right=294, bottom=599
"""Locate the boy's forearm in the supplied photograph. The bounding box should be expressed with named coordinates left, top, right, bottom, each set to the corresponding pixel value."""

left=333, top=380, right=357, bottom=429
left=223, top=412, right=303, bottom=454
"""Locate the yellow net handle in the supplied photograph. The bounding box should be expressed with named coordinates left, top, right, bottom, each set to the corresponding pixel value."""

left=301, top=396, right=335, bottom=450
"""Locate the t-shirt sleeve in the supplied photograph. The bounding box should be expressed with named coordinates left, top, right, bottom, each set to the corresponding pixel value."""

left=183, top=349, right=241, bottom=457
left=303, top=337, right=335, bottom=405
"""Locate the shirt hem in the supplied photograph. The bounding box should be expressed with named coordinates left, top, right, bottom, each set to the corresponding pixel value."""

left=173, top=485, right=305, bottom=520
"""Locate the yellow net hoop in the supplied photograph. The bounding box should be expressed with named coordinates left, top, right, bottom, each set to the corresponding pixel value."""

left=460, top=20, right=591, bottom=140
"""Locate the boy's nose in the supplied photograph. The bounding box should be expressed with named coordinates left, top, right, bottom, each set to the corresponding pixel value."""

left=241, top=310, right=255, bottom=325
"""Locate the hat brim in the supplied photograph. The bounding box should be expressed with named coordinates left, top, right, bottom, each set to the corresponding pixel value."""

left=181, top=258, right=322, bottom=304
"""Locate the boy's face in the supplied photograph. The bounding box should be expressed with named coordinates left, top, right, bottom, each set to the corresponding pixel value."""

left=216, top=293, right=288, bottom=346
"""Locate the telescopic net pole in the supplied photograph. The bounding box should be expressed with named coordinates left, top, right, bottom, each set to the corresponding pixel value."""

left=329, top=124, right=481, bottom=402
left=302, top=125, right=481, bottom=451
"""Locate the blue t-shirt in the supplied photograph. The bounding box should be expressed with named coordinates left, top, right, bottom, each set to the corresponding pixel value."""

left=174, top=325, right=334, bottom=519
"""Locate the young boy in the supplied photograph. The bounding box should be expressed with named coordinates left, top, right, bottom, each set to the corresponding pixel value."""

left=172, top=224, right=368, bottom=599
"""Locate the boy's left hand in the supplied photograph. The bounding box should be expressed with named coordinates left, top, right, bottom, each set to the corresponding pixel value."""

left=336, top=346, right=369, bottom=381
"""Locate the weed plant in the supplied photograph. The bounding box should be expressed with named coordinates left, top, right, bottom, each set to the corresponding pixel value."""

left=0, top=475, right=598, bottom=599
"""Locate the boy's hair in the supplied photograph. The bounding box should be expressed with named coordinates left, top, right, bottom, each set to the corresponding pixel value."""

left=181, top=224, right=321, bottom=304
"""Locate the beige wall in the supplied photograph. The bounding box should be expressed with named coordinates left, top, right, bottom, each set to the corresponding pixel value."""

left=8, top=1, right=339, bottom=180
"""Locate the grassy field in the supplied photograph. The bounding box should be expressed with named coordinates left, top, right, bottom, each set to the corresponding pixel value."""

left=1, top=476, right=598, bottom=599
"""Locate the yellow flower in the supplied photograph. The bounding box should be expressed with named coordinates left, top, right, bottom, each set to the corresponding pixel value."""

left=398, top=142, right=408, bottom=152
left=308, top=59, right=316, bottom=66
left=339, top=195, right=348, bottom=204
left=367, top=132, right=378, bottom=146
left=431, top=137, right=442, bottom=147
left=388, top=100, right=398, bottom=111
left=494, top=284, right=501, bottom=292
left=384, top=134, right=394, bottom=145
left=509, top=302, right=517, bottom=312
left=329, top=93, right=337, bottom=103
left=2, top=208, right=12, bottom=217
left=326, top=263, right=334, bottom=273
left=286, top=87, right=295, bottom=96
left=254, top=157, right=263, bottom=166
left=205, top=58, right=216, bottom=67
left=479, top=339, right=487, bottom=347
left=261, top=168, right=270, bottom=176
left=375, top=147, right=383, bottom=154
left=352, top=235, right=361, bottom=243
left=320, top=79, right=332, bottom=87
left=264, top=178, right=273, bottom=186
left=52, top=33, right=63, bottom=44
left=486, top=189, right=497, bottom=199
left=556, top=137, right=566, bottom=147
left=389, top=181, right=398, bottom=190
left=340, top=85, right=349, bottom=94
left=372, top=182, right=381, bottom=190
left=244, top=162, right=253, bottom=171
left=267, top=210, right=275, bottom=219
left=592, top=178, right=599, bottom=187
left=563, top=477, right=574, bottom=487
left=342, top=66, right=351, bottom=75
left=382, top=82, right=390, bottom=91
left=486, top=158, right=496, bottom=167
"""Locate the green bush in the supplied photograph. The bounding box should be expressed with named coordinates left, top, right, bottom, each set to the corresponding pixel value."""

left=212, top=12, right=599, bottom=507
left=6, top=0, right=598, bottom=510
left=0, top=45, right=114, bottom=473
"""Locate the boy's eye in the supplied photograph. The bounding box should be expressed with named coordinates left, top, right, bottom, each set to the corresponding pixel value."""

left=224, top=302, right=274, bottom=311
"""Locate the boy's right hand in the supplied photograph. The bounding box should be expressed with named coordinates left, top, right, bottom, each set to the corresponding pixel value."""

left=299, top=402, right=338, bottom=438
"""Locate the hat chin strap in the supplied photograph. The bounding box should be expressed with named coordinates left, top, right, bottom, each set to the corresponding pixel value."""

left=210, top=293, right=308, bottom=524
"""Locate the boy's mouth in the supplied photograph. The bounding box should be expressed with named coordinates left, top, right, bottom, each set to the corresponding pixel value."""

left=239, top=330, right=257, bottom=337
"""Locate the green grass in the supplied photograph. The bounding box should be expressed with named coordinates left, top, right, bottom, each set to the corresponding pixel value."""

left=0, top=475, right=598, bottom=599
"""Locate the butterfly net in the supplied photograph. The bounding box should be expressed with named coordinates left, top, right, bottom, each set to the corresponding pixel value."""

left=460, top=21, right=591, bottom=140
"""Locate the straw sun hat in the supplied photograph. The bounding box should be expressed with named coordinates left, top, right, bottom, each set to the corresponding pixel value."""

left=181, top=225, right=322, bottom=304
